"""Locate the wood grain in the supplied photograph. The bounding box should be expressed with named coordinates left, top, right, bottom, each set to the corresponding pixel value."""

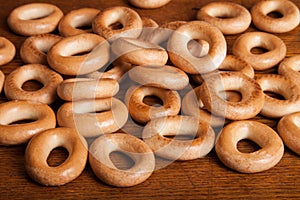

left=0, top=0, right=300, bottom=199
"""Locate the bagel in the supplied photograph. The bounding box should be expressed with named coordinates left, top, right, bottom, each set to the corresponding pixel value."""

left=251, top=0, right=300, bottom=33
left=57, top=98, right=128, bottom=137
left=215, top=120, right=284, bottom=173
left=47, top=33, right=110, bottom=75
left=25, top=127, right=88, bottom=186
left=89, top=133, right=155, bottom=187
left=0, top=100, right=56, bottom=145
left=4, top=64, right=63, bottom=104
left=167, top=21, right=227, bottom=74
left=7, top=3, right=63, bottom=36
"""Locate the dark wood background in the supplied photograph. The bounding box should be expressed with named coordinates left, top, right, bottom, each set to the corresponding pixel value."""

left=0, top=0, right=300, bottom=199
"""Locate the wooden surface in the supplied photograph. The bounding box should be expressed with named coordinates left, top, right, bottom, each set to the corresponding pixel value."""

left=0, top=0, right=300, bottom=199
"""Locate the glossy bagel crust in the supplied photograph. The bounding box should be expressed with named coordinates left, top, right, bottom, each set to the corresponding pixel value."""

left=0, top=37, right=16, bottom=66
left=167, top=21, right=227, bottom=74
left=197, top=2, right=251, bottom=35
left=232, top=31, right=286, bottom=70
left=4, top=64, right=63, bottom=104
left=59, top=8, right=100, bottom=37
left=0, top=100, right=56, bottom=145
left=200, top=72, right=265, bottom=120
left=251, top=0, right=300, bottom=33
left=89, top=133, right=155, bottom=187
left=128, top=65, right=189, bottom=90
left=57, top=98, right=128, bottom=138
left=57, top=78, right=119, bottom=101
left=215, top=120, right=284, bottom=173
left=128, top=0, right=171, bottom=9
left=25, top=127, right=88, bottom=186
left=142, top=115, right=215, bottom=161
left=7, top=3, right=63, bottom=36
left=47, top=33, right=110, bottom=75
left=20, top=34, right=62, bottom=65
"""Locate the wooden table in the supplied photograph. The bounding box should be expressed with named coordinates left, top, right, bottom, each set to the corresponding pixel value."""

left=0, top=0, right=300, bottom=199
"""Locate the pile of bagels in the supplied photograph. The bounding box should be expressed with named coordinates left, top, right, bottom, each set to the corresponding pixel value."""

left=0, top=0, right=299, bottom=187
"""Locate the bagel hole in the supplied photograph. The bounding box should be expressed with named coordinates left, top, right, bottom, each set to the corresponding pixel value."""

left=237, top=139, right=261, bottom=153
left=187, top=39, right=209, bottom=58
left=76, top=24, right=93, bottom=31
left=109, top=151, right=135, bottom=170
left=267, top=11, right=284, bottom=18
left=22, top=80, right=44, bottom=91
left=143, top=95, right=163, bottom=107
left=9, top=119, right=37, bottom=125
left=219, top=90, right=242, bottom=102
left=95, top=63, right=114, bottom=73
left=164, top=134, right=197, bottom=141
left=47, top=147, right=69, bottom=167
left=215, top=15, right=232, bottom=19
left=214, top=13, right=235, bottom=19
left=73, top=50, right=92, bottom=56
left=250, top=47, right=269, bottom=55
left=109, top=22, right=124, bottom=30
left=92, top=108, right=111, bottom=114
left=264, top=91, right=286, bottom=100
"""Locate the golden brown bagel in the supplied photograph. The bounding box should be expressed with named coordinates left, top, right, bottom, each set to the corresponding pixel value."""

left=142, top=115, right=215, bottom=161
left=92, top=6, right=143, bottom=40
left=215, top=120, right=284, bottom=173
left=4, top=64, right=63, bottom=104
left=25, top=127, right=88, bottom=186
left=128, top=65, right=189, bottom=90
left=47, top=33, right=110, bottom=75
left=256, top=74, right=300, bottom=118
left=57, top=78, right=119, bottom=101
left=232, top=32, right=286, bottom=70
left=57, top=98, right=128, bottom=137
left=125, top=85, right=181, bottom=124
left=0, top=100, right=56, bottom=145
left=167, top=21, right=227, bottom=74
left=58, top=8, right=100, bottom=37
left=197, top=2, right=251, bottom=35
left=20, top=34, right=62, bottom=65
left=7, top=3, right=63, bottom=36
left=200, top=72, right=264, bottom=120
left=251, top=0, right=300, bottom=33
left=89, top=133, right=155, bottom=187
